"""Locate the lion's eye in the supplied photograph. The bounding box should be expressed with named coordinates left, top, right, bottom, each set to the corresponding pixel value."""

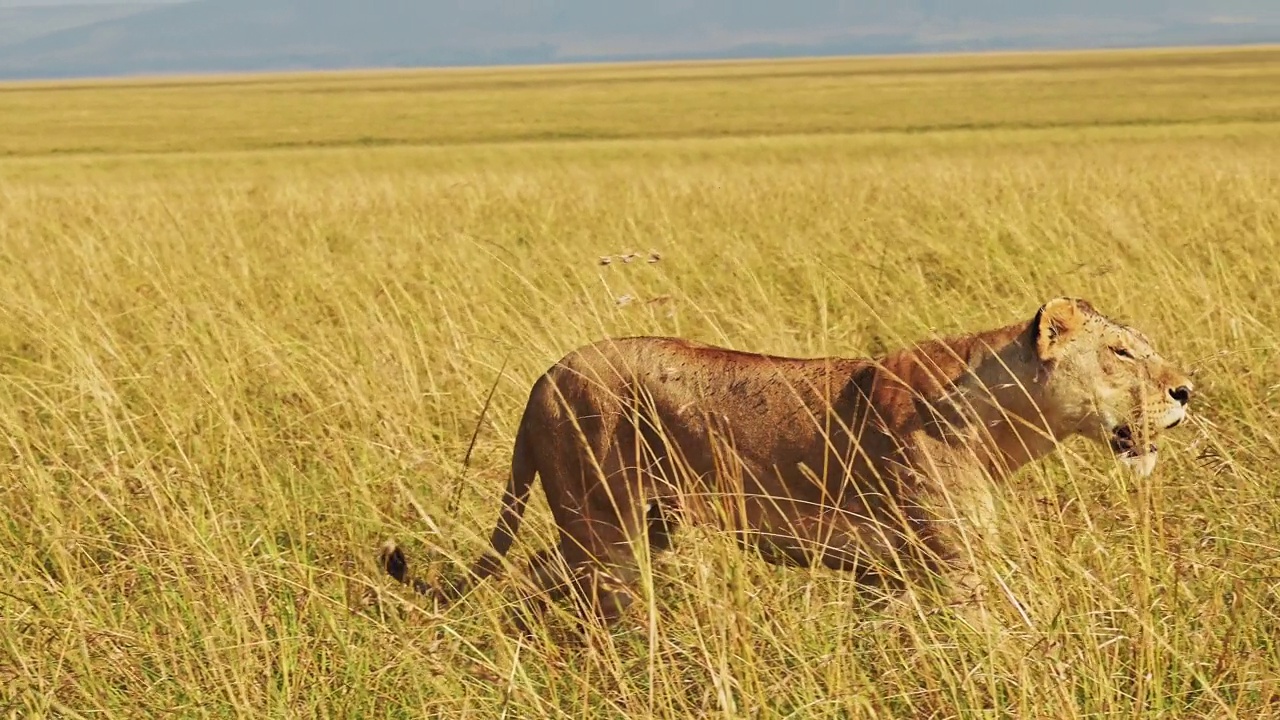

left=1111, top=346, right=1134, bottom=360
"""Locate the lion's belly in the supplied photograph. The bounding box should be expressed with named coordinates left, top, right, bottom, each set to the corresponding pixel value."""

left=646, top=413, right=910, bottom=571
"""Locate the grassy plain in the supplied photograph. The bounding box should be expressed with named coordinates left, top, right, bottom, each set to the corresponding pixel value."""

left=1, top=46, right=1279, bottom=718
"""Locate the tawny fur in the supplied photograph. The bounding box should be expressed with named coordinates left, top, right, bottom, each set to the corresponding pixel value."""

left=381, top=298, right=1193, bottom=625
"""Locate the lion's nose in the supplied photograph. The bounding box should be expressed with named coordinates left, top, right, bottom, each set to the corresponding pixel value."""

left=1169, top=385, right=1192, bottom=406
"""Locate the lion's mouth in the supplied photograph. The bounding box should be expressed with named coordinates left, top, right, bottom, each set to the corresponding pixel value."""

left=1109, top=423, right=1160, bottom=477
left=1108, top=424, right=1158, bottom=458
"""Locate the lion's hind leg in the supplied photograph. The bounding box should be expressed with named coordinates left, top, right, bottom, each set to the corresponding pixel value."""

left=534, top=380, right=661, bottom=629
left=504, top=530, right=640, bottom=636
left=551, top=509, right=645, bottom=627
left=550, top=457, right=657, bottom=627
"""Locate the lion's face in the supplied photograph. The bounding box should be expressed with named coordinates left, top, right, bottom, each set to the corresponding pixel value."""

left=1033, top=298, right=1193, bottom=476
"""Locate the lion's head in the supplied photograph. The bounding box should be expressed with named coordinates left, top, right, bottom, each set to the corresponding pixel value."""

left=1032, top=297, right=1193, bottom=476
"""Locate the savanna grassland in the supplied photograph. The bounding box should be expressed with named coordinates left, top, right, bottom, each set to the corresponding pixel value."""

left=1, top=46, right=1279, bottom=718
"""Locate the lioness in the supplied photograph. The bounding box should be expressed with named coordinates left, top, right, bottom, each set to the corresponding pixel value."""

left=382, top=298, right=1193, bottom=624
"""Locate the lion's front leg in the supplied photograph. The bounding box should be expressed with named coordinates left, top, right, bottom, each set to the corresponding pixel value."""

left=906, top=467, right=1002, bottom=610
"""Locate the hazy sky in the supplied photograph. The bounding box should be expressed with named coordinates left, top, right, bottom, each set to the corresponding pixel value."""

left=2, top=0, right=1275, bottom=80
left=0, top=0, right=186, bottom=5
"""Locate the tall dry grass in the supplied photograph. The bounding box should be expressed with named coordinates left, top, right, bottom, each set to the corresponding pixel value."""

left=1, top=47, right=1279, bottom=717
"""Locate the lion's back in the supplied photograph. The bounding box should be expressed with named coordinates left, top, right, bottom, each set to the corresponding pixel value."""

left=532, top=336, right=868, bottom=429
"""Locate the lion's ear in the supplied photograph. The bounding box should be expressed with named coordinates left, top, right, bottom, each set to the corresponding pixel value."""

left=1034, top=297, right=1092, bottom=361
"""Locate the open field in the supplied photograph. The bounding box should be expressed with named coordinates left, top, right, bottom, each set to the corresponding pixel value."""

left=2, top=46, right=1279, bottom=717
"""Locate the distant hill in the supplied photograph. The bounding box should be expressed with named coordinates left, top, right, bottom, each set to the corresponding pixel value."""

left=0, top=3, right=162, bottom=48
left=1, top=0, right=1278, bottom=80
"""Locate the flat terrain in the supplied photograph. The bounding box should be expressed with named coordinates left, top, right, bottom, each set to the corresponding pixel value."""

left=1, top=47, right=1279, bottom=717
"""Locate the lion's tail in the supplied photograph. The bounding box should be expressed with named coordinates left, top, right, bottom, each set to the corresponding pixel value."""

left=466, top=408, right=538, bottom=583
left=378, top=402, right=539, bottom=598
